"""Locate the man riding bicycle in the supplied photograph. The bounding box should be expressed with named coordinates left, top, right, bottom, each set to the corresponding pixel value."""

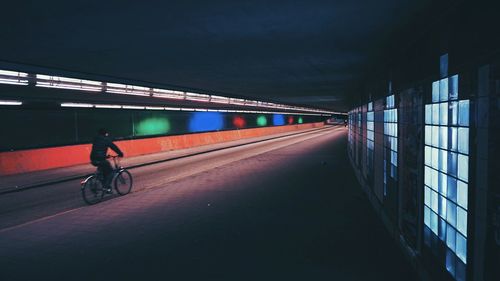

left=90, top=128, right=124, bottom=193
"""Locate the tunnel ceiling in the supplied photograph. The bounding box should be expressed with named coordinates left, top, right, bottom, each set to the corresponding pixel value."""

left=0, top=0, right=437, bottom=112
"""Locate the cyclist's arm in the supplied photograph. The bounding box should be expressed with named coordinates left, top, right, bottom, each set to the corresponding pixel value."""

left=107, top=140, right=124, bottom=157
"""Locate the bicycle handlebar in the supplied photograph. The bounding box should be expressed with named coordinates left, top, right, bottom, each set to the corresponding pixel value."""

left=106, top=155, right=123, bottom=158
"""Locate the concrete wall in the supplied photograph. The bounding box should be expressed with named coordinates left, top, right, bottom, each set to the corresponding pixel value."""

left=0, top=122, right=324, bottom=176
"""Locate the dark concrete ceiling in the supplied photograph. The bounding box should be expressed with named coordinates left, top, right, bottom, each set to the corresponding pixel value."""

left=0, top=0, right=435, bottom=112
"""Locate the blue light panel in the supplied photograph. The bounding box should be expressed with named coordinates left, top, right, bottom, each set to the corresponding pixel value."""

left=188, top=112, right=224, bottom=133
left=273, top=114, right=285, bottom=126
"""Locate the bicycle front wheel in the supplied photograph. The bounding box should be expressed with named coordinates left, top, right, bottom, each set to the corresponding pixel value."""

left=114, top=169, right=133, bottom=195
left=81, top=175, right=104, bottom=205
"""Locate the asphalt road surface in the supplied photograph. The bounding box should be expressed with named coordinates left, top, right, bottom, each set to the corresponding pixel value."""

left=0, top=127, right=416, bottom=281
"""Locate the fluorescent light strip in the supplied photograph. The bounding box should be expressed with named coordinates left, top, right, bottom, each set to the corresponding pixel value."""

left=58, top=102, right=326, bottom=116
left=0, top=70, right=28, bottom=77
left=106, top=83, right=151, bottom=96
left=0, top=70, right=29, bottom=85
left=37, top=83, right=102, bottom=92
left=0, top=100, right=23, bottom=106
left=186, top=92, right=210, bottom=102
left=95, top=104, right=122, bottom=109
left=36, top=74, right=102, bottom=92
left=0, top=79, right=29, bottom=86
left=164, top=107, right=181, bottom=111
left=153, top=93, right=185, bottom=99
left=152, top=89, right=185, bottom=100
left=210, top=95, right=229, bottom=104
left=106, top=89, right=150, bottom=96
left=122, top=105, right=146, bottom=110
left=61, top=102, right=93, bottom=108
left=3, top=68, right=342, bottom=115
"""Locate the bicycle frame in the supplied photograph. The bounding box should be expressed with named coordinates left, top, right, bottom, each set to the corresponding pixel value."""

left=80, top=155, right=123, bottom=189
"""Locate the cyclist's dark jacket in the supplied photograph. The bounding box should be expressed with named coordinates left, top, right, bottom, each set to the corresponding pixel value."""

left=90, top=135, right=123, bottom=161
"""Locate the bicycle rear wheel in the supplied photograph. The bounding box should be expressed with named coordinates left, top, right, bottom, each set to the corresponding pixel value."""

left=114, top=169, right=133, bottom=195
left=82, top=176, right=105, bottom=204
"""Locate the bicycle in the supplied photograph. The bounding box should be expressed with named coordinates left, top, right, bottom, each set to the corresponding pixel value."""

left=81, top=155, right=133, bottom=205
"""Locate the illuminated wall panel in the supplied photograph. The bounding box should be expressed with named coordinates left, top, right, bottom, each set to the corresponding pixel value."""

left=232, top=116, right=246, bottom=128
left=273, top=114, right=285, bottom=126
left=383, top=95, right=398, bottom=199
left=366, top=102, right=374, bottom=179
left=424, top=74, right=469, bottom=281
left=136, top=117, right=171, bottom=136
left=188, top=112, right=224, bottom=132
left=0, top=108, right=326, bottom=151
left=257, top=115, right=268, bottom=126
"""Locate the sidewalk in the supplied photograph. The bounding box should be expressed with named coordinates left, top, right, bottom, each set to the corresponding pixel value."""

left=0, top=126, right=332, bottom=193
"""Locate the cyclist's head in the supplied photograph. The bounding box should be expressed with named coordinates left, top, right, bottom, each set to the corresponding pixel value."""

left=97, top=128, right=109, bottom=136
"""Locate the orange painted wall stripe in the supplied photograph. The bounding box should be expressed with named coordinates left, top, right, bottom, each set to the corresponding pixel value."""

left=0, top=122, right=324, bottom=176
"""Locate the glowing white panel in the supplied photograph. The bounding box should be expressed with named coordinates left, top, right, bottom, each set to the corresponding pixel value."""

left=440, top=149, right=448, bottom=173
left=432, top=126, right=439, bottom=147
left=447, top=201, right=457, bottom=227
left=448, top=177, right=457, bottom=202
left=425, top=186, right=431, bottom=206
left=431, top=147, right=439, bottom=170
left=446, top=225, right=456, bottom=251
left=450, top=127, right=458, bottom=152
left=440, top=78, right=448, bottom=101
left=145, top=106, right=164, bottom=110
left=458, top=100, right=469, bottom=126
left=439, top=171, right=448, bottom=196
left=450, top=101, right=458, bottom=125
left=456, top=233, right=467, bottom=263
left=439, top=195, right=447, bottom=218
left=425, top=126, right=432, bottom=145
left=431, top=165, right=439, bottom=190
left=448, top=152, right=458, bottom=177
left=431, top=190, right=439, bottom=212
left=432, top=81, right=440, bottom=102
left=458, top=128, right=469, bottom=154
left=449, top=75, right=458, bottom=100
left=425, top=146, right=431, bottom=166
left=424, top=206, right=431, bottom=227
left=457, top=181, right=468, bottom=210
left=425, top=104, right=432, bottom=124
left=457, top=154, right=469, bottom=182
left=440, top=126, right=448, bottom=149
left=440, top=102, right=448, bottom=125
left=432, top=104, right=440, bottom=125
left=456, top=207, right=467, bottom=237
left=431, top=211, right=438, bottom=235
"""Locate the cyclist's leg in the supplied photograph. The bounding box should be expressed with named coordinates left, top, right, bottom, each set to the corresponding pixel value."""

left=100, top=160, right=113, bottom=188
